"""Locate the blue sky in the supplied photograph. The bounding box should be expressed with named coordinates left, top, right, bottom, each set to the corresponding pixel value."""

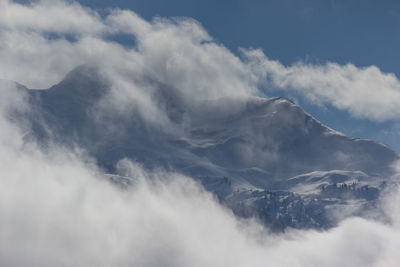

left=76, top=0, right=400, bottom=70
left=59, top=0, right=400, bottom=151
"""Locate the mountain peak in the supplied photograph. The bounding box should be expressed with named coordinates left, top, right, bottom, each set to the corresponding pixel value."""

left=16, top=68, right=399, bottom=230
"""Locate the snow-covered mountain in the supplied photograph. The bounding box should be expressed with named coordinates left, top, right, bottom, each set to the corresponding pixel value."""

left=16, top=66, right=399, bottom=230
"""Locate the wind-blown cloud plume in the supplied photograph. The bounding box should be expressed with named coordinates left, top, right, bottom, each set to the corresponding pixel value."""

left=244, top=48, right=400, bottom=121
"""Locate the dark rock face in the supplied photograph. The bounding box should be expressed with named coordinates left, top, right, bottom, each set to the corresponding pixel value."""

left=16, top=66, right=399, bottom=230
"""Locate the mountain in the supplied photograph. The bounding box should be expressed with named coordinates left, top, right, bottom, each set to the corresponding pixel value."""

left=16, top=66, right=399, bottom=230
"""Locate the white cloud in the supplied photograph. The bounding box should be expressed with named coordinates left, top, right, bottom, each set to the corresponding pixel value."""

left=0, top=0, right=257, bottom=97
left=0, top=0, right=105, bottom=34
left=2, top=0, right=400, bottom=124
left=244, top=48, right=400, bottom=121
left=0, top=0, right=259, bottom=131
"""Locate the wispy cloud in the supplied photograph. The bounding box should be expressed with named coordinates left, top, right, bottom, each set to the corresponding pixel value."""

left=244, top=48, right=400, bottom=122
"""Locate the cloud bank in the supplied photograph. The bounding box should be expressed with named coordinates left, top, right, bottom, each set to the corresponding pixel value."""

left=1, top=1, right=400, bottom=266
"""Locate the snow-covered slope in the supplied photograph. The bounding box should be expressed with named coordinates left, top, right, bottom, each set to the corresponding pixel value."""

left=19, top=66, right=399, bottom=230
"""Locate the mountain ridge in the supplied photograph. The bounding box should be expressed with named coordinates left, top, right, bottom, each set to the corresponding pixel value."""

left=8, top=65, right=398, bottom=230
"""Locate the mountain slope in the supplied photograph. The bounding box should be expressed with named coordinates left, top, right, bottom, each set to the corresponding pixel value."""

left=19, top=66, right=399, bottom=230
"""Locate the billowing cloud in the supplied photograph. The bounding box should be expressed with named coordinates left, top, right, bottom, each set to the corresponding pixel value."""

left=0, top=0, right=256, bottom=96
left=0, top=0, right=260, bottom=131
left=0, top=0, right=105, bottom=34
left=2, top=0, right=400, bottom=123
